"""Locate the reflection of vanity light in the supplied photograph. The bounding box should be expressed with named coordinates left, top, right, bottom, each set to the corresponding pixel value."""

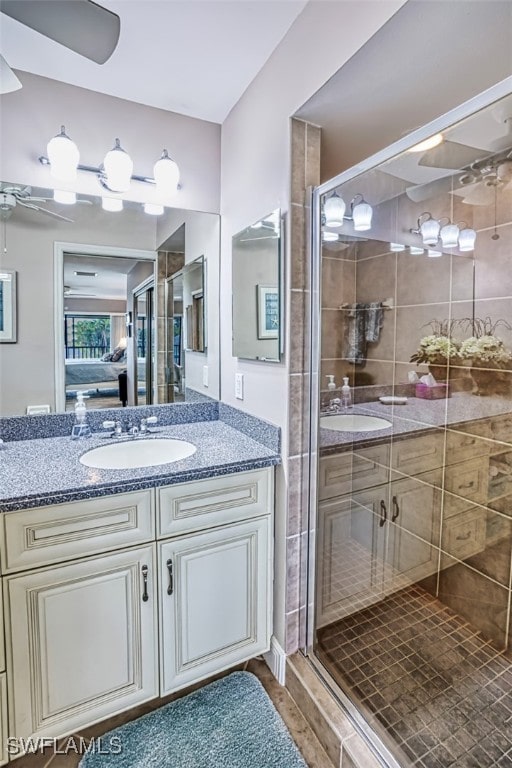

left=406, top=133, right=443, bottom=153
left=440, top=221, right=460, bottom=248
left=322, top=231, right=338, bottom=242
left=324, top=192, right=346, bottom=227
left=143, top=203, right=164, bottom=216
left=409, top=246, right=425, bottom=255
left=102, top=197, right=123, bottom=212
left=427, top=249, right=442, bottom=258
left=458, top=226, right=477, bottom=252
left=54, top=190, right=76, bottom=205
left=389, top=243, right=405, bottom=251
left=351, top=195, right=373, bottom=231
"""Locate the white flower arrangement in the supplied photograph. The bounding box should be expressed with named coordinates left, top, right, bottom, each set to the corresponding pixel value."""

left=410, top=334, right=461, bottom=365
left=460, top=335, right=512, bottom=366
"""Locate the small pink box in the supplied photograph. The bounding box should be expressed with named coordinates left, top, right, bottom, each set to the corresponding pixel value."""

left=415, top=382, right=450, bottom=399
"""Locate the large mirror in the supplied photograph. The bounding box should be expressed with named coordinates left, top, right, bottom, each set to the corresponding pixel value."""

left=232, top=209, right=282, bottom=362
left=0, top=183, right=220, bottom=416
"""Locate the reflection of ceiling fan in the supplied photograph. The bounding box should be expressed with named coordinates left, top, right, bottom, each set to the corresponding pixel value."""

left=451, top=153, right=512, bottom=205
left=64, top=285, right=97, bottom=298
left=0, top=1, right=120, bottom=93
left=0, top=186, right=74, bottom=222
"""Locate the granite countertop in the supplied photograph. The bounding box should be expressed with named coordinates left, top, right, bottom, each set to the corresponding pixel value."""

left=0, top=420, right=281, bottom=512
left=320, top=392, right=512, bottom=453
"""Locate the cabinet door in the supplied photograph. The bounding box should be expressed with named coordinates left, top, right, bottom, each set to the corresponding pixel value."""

left=6, top=545, right=158, bottom=741
left=316, top=489, right=388, bottom=627
left=159, top=518, right=271, bottom=694
left=388, top=477, right=441, bottom=587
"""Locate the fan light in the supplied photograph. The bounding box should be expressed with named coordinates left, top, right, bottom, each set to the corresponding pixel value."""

left=153, top=150, right=180, bottom=198
left=144, top=203, right=164, bottom=216
left=428, top=250, right=442, bottom=258
left=390, top=243, right=405, bottom=252
left=458, top=226, right=477, bottom=252
left=54, top=190, right=76, bottom=205
left=102, top=197, right=123, bottom=212
left=407, top=133, right=444, bottom=153
left=351, top=195, right=373, bottom=232
left=324, top=192, right=346, bottom=227
left=103, top=139, right=133, bottom=193
left=322, top=231, right=338, bottom=242
left=440, top=221, right=460, bottom=248
left=47, top=126, right=79, bottom=183
left=409, top=246, right=425, bottom=255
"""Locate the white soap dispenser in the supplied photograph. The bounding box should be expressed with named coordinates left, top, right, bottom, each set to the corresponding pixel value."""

left=326, top=375, right=336, bottom=391
left=341, top=377, right=352, bottom=410
left=72, top=391, right=91, bottom=439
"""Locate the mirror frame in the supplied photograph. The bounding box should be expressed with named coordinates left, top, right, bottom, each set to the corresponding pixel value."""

left=54, top=241, right=157, bottom=413
left=232, top=208, right=284, bottom=363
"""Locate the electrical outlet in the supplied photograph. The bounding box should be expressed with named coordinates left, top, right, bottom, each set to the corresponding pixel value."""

left=26, top=405, right=51, bottom=415
left=235, top=373, right=244, bottom=400
left=202, top=365, right=209, bottom=387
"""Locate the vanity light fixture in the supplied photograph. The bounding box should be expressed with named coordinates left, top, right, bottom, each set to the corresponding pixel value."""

left=54, top=190, right=77, bottom=205
left=411, top=212, right=477, bottom=252
left=144, top=202, right=164, bottom=216
left=457, top=223, right=477, bottom=252
left=323, top=191, right=346, bottom=227
left=439, top=218, right=460, bottom=248
left=46, top=126, right=80, bottom=183
left=40, top=126, right=181, bottom=207
left=102, top=197, right=123, bottom=212
left=351, top=194, right=373, bottom=231
left=389, top=243, right=405, bottom=251
left=322, top=231, right=339, bottom=242
left=415, top=212, right=441, bottom=246
left=409, top=246, right=425, bottom=255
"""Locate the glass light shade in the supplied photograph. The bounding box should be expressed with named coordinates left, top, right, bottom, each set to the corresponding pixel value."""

left=440, top=222, right=460, bottom=248
left=420, top=217, right=440, bottom=246
left=323, top=193, right=345, bottom=227
left=352, top=200, right=373, bottom=231
left=407, top=133, right=443, bottom=153
left=458, top=227, right=477, bottom=252
left=54, top=190, right=76, bottom=205
left=322, top=231, right=338, bottom=242
left=153, top=149, right=180, bottom=198
left=428, top=249, right=442, bottom=258
left=102, top=197, right=123, bottom=212
left=47, top=126, right=79, bottom=182
left=390, top=243, right=405, bottom=251
left=409, top=246, right=425, bottom=255
left=144, top=202, right=164, bottom=216
left=103, top=139, right=133, bottom=193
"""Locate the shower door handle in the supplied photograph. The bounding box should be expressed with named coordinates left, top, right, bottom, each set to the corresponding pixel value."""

left=379, top=500, right=387, bottom=527
left=391, top=496, right=400, bottom=522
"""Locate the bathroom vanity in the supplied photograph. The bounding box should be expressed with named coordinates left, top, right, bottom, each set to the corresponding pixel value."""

left=0, top=415, right=279, bottom=759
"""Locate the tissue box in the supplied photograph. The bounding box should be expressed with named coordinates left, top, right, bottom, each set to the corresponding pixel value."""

left=415, top=382, right=450, bottom=399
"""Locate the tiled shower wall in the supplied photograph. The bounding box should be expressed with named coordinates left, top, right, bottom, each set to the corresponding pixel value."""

left=284, top=118, right=320, bottom=653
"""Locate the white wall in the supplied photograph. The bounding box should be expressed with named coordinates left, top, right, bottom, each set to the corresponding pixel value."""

left=0, top=71, right=221, bottom=213
left=220, top=0, right=407, bottom=438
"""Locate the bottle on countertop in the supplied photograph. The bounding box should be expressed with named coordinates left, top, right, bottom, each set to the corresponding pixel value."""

left=341, top=377, right=352, bottom=410
left=71, top=391, right=91, bottom=439
left=326, top=375, right=336, bottom=391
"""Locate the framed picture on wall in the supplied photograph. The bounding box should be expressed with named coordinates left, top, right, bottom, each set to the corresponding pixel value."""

left=0, top=269, right=17, bottom=343
left=257, top=284, right=279, bottom=339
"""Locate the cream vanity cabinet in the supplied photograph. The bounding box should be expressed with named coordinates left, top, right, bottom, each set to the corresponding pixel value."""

left=1, top=468, right=273, bottom=745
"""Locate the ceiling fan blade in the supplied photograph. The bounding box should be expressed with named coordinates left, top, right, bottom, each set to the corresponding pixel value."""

left=405, top=176, right=454, bottom=203
left=418, top=141, right=490, bottom=170
left=1, top=0, right=120, bottom=64
left=17, top=200, right=74, bottom=222
left=451, top=181, right=496, bottom=206
left=0, top=53, right=22, bottom=94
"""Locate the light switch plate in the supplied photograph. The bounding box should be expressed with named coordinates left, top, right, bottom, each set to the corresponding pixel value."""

left=202, top=365, right=209, bottom=387
left=235, top=373, right=244, bottom=400
left=26, top=405, right=51, bottom=415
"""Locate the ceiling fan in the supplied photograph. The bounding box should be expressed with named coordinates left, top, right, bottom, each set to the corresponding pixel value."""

left=0, top=0, right=120, bottom=93
left=64, top=285, right=98, bottom=298
left=0, top=186, right=75, bottom=222
left=451, top=152, right=512, bottom=206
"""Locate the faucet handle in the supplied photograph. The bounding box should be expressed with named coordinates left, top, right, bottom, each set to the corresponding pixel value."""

left=102, top=420, right=116, bottom=430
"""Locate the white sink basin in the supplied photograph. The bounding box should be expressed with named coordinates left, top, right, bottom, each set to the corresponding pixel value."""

left=80, top=438, right=197, bottom=469
left=320, top=414, right=392, bottom=432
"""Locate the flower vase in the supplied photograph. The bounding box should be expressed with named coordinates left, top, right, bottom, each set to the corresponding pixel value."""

left=469, top=364, right=497, bottom=396
left=428, top=361, right=448, bottom=382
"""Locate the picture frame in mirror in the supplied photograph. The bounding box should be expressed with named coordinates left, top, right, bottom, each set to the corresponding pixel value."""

left=0, top=269, right=17, bottom=343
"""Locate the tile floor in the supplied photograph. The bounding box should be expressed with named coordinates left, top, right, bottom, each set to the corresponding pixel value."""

left=13, top=659, right=332, bottom=768
left=317, top=584, right=512, bottom=768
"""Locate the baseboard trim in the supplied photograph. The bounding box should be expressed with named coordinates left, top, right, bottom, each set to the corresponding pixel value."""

left=263, top=636, right=286, bottom=685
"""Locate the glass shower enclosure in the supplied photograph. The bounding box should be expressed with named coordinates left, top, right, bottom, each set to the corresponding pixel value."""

left=307, top=80, right=512, bottom=768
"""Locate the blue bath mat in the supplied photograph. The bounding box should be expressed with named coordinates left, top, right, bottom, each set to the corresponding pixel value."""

left=79, top=671, right=308, bottom=768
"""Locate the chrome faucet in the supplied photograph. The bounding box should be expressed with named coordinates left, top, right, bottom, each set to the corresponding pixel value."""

left=102, top=416, right=158, bottom=438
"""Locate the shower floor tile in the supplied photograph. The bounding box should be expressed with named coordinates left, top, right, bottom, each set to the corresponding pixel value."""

left=317, top=584, right=512, bottom=767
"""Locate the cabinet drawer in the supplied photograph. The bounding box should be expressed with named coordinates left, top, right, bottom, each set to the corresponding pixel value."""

left=1, top=491, right=155, bottom=573
left=444, top=456, right=489, bottom=506
left=158, top=469, right=272, bottom=538
left=491, top=414, right=512, bottom=444
left=391, top=432, right=444, bottom=476
left=443, top=508, right=486, bottom=561
left=319, top=445, right=390, bottom=501
left=446, top=427, right=491, bottom=465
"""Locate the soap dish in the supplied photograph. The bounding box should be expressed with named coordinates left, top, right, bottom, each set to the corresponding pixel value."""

left=379, top=396, right=408, bottom=405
